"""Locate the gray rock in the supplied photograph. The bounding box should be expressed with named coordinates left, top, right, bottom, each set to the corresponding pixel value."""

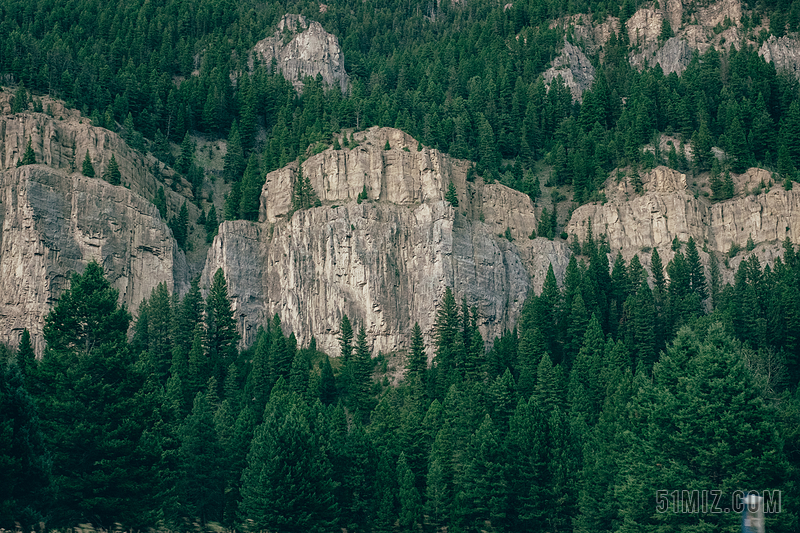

left=759, top=35, right=800, bottom=80
left=542, top=39, right=595, bottom=102
left=251, top=14, right=349, bottom=93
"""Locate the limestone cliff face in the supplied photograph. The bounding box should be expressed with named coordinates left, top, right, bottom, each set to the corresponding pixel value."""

left=759, top=35, right=800, bottom=80
left=566, top=166, right=800, bottom=284
left=206, top=127, right=569, bottom=356
left=251, top=14, right=349, bottom=93
left=0, top=164, right=188, bottom=353
left=0, top=93, right=200, bottom=352
left=0, top=92, right=198, bottom=217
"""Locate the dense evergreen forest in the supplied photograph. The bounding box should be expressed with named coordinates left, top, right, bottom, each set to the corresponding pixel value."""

left=2, top=231, right=800, bottom=531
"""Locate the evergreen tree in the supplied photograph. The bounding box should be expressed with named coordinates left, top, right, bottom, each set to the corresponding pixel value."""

left=178, top=390, right=225, bottom=524
left=37, top=262, right=157, bottom=527
left=224, top=182, right=242, bottom=221
left=239, top=154, right=262, bottom=221
left=407, top=322, right=427, bottom=383
left=0, top=350, right=51, bottom=530
left=445, top=181, right=459, bottom=206
left=205, top=204, right=219, bottom=242
left=685, top=236, right=708, bottom=301
left=15, top=329, right=35, bottom=386
left=154, top=186, right=168, bottom=219
left=17, top=138, right=35, bottom=167
left=175, top=132, right=194, bottom=175
left=81, top=150, right=95, bottom=177
left=102, top=154, right=121, bottom=185
left=223, top=121, right=246, bottom=183
left=351, top=325, right=373, bottom=417
left=397, top=452, right=422, bottom=529
left=240, top=400, right=337, bottom=532
left=205, top=268, right=239, bottom=390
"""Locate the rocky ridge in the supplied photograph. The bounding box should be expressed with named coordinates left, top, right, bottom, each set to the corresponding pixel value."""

left=250, top=14, right=349, bottom=93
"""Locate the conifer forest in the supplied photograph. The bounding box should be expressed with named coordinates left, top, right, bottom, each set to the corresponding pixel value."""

left=1, top=0, right=800, bottom=531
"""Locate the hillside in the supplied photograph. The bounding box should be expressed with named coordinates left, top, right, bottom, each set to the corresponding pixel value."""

left=2, top=0, right=800, bottom=530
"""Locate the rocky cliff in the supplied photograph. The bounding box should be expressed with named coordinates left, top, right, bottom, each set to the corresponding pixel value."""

left=566, top=165, right=798, bottom=285
left=250, top=14, right=349, bottom=93
left=203, top=127, right=570, bottom=356
left=0, top=92, right=199, bottom=353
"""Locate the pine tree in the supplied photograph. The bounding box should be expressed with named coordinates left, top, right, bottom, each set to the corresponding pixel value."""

left=81, top=150, right=95, bottom=177
left=351, top=325, right=373, bottom=417
left=175, top=132, right=194, bottom=175
left=37, top=262, right=157, bottom=527
left=205, top=204, right=219, bottom=242
left=205, top=268, right=239, bottom=390
left=102, top=154, right=121, bottom=185
left=16, top=329, right=35, bottom=386
left=407, top=322, right=426, bottom=382
left=154, top=186, right=167, bottom=219
left=224, top=182, right=241, bottom=221
left=685, top=236, right=708, bottom=301
left=178, top=390, right=225, bottom=524
left=239, top=154, right=262, bottom=221
left=0, top=350, right=51, bottom=530
left=223, top=121, right=246, bottom=183
left=17, top=138, right=35, bottom=167
left=240, top=402, right=337, bottom=532
left=727, top=116, right=750, bottom=173
left=397, top=452, right=422, bottom=529
left=445, top=181, right=459, bottom=206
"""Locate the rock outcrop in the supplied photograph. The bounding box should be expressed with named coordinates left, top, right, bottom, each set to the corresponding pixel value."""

left=204, top=127, right=570, bottom=356
left=0, top=92, right=202, bottom=353
left=251, top=14, right=349, bottom=93
left=759, top=35, right=800, bottom=80
left=543, top=39, right=596, bottom=102
left=567, top=166, right=800, bottom=285
left=0, top=164, right=188, bottom=354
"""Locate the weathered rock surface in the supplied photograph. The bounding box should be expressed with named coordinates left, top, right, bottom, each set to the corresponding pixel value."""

left=0, top=92, right=202, bottom=352
left=251, top=14, right=349, bottom=93
left=0, top=164, right=188, bottom=354
left=567, top=166, right=800, bottom=285
left=543, top=39, right=596, bottom=102
left=622, top=0, right=770, bottom=76
left=206, top=127, right=569, bottom=356
left=759, top=35, right=800, bottom=80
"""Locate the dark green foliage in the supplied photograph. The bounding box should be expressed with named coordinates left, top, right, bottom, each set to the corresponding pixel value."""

left=169, top=201, right=189, bottom=248
left=205, top=204, right=219, bottom=242
left=154, top=186, right=167, bottom=219
left=175, top=132, right=194, bottom=175
left=290, top=163, right=320, bottom=215
left=81, top=150, right=95, bottom=177
left=206, top=268, right=240, bottom=391
left=240, top=388, right=337, bottom=532
left=103, top=154, right=121, bottom=185
left=239, top=154, right=262, bottom=220
left=444, top=182, right=459, bottom=206
left=17, top=138, right=35, bottom=167
left=0, top=349, right=51, bottom=530
left=36, top=262, right=157, bottom=528
left=4, top=1, right=800, bottom=528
